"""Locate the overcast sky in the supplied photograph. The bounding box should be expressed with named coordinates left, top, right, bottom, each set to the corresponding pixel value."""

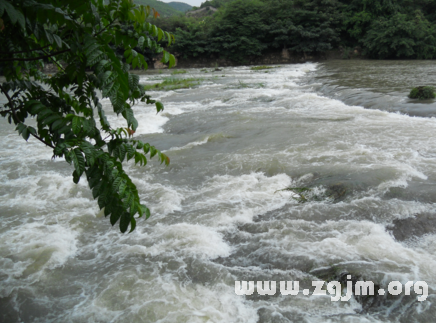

left=160, top=0, right=205, bottom=7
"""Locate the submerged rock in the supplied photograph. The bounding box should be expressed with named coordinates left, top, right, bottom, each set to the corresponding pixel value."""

left=387, top=213, right=436, bottom=241
left=325, top=182, right=347, bottom=201
left=311, top=267, right=385, bottom=312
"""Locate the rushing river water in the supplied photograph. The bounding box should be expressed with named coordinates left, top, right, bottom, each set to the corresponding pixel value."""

left=1, top=60, right=436, bottom=322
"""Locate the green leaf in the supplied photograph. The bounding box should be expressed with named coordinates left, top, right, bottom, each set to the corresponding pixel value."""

left=126, top=144, right=135, bottom=161
left=129, top=216, right=136, bottom=233
left=110, top=90, right=126, bottom=113
left=169, top=54, right=176, bottom=69
left=103, top=81, right=120, bottom=98
left=155, top=101, right=164, bottom=113
left=137, top=36, right=145, bottom=49
left=72, top=116, right=82, bottom=134
left=73, top=170, right=81, bottom=184
left=143, top=143, right=150, bottom=154
left=165, top=32, right=172, bottom=46
left=3, top=1, right=25, bottom=29
left=162, top=51, right=170, bottom=63
left=53, top=34, right=63, bottom=48
left=134, top=152, right=141, bottom=165
left=122, top=107, right=138, bottom=131
left=71, top=148, right=86, bottom=176
left=118, top=144, right=127, bottom=162
left=150, top=146, right=157, bottom=158
left=128, top=74, right=139, bottom=91
left=43, top=115, right=61, bottom=126
left=110, top=211, right=121, bottom=226
left=21, top=127, right=30, bottom=141
left=120, top=212, right=131, bottom=233
left=112, top=176, right=123, bottom=192
left=52, top=119, right=65, bottom=131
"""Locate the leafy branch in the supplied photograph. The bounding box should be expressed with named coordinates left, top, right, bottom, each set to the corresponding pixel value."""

left=0, top=0, right=176, bottom=233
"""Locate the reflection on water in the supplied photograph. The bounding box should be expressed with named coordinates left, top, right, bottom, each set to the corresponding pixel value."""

left=1, top=61, right=436, bottom=322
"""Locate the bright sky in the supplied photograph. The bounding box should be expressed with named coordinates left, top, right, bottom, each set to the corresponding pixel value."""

left=160, top=0, right=204, bottom=7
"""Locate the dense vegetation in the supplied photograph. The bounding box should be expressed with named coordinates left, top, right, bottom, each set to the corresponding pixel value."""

left=155, top=0, right=436, bottom=62
left=0, top=0, right=175, bottom=232
left=409, top=86, right=436, bottom=100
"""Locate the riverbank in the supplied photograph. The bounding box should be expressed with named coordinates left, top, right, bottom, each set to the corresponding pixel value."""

left=38, top=48, right=361, bottom=73
left=153, top=48, right=363, bottom=69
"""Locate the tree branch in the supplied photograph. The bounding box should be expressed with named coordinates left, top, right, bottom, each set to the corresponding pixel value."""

left=0, top=85, right=18, bottom=124
left=0, top=49, right=70, bottom=62
left=94, top=19, right=117, bottom=37
left=0, top=45, right=52, bottom=55
left=30, top=132, right=55, bottom=149
left=42, top=49, right=65, bottom=71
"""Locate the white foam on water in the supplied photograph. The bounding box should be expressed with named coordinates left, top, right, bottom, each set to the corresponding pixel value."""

left=0, top=222, right=77, bottom=296
left=69, top=278, right=258, bottom=323
left=165, top=136, right=209, bottom=152
left=182, top=172, right=295, bottom=227
left=130, top=180, right=185, bottom=218
left=143, top=223, right=232, bottom=259
left=270, top=219, right=436, bottom=286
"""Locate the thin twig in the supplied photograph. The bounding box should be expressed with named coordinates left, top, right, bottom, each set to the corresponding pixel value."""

left=0, top=85, right=55, bottom=149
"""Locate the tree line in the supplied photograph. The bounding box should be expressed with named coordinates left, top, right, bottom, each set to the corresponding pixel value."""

left=154, top=0, right=436, bottom=62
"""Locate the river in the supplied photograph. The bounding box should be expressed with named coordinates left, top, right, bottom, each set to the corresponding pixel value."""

left=1, top=60, right=436, bottom=322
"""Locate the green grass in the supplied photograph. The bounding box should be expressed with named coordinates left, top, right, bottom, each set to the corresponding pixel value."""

left=171, top=70, right=187, bottom=75
left=144, top=77, right=203, bottom=91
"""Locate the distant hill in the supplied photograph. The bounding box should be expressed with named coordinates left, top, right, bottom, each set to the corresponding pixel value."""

left=134, top=0, right=183, bottom=17
left=186, top=6, right=217, bottom=17
left=167, top=2, right=192, bottom=12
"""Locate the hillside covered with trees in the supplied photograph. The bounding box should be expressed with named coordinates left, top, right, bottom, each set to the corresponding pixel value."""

left=167, top=1, right=193, bottom=12
left=134, top=0, right=190, bottom=16
left=155, top=0, right=436, bottom=62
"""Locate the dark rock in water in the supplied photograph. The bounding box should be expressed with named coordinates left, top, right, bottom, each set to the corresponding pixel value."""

left=311, top=267, right=384, bottom=312
left=387, top=213, right=436, bottom=241
left=326, top=182, right=347, bottom=201
left=257, top=307, right=305, bottom=323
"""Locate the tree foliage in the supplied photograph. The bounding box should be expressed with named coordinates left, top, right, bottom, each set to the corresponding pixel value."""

left=0, top=0, right=176, bottom=233
left=362, top=11, right=436, bottom=59
left=155, top=0, right=436, bottom=61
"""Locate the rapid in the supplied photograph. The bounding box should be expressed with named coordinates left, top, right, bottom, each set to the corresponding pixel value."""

left=1, top=60, right=436, bottom=322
